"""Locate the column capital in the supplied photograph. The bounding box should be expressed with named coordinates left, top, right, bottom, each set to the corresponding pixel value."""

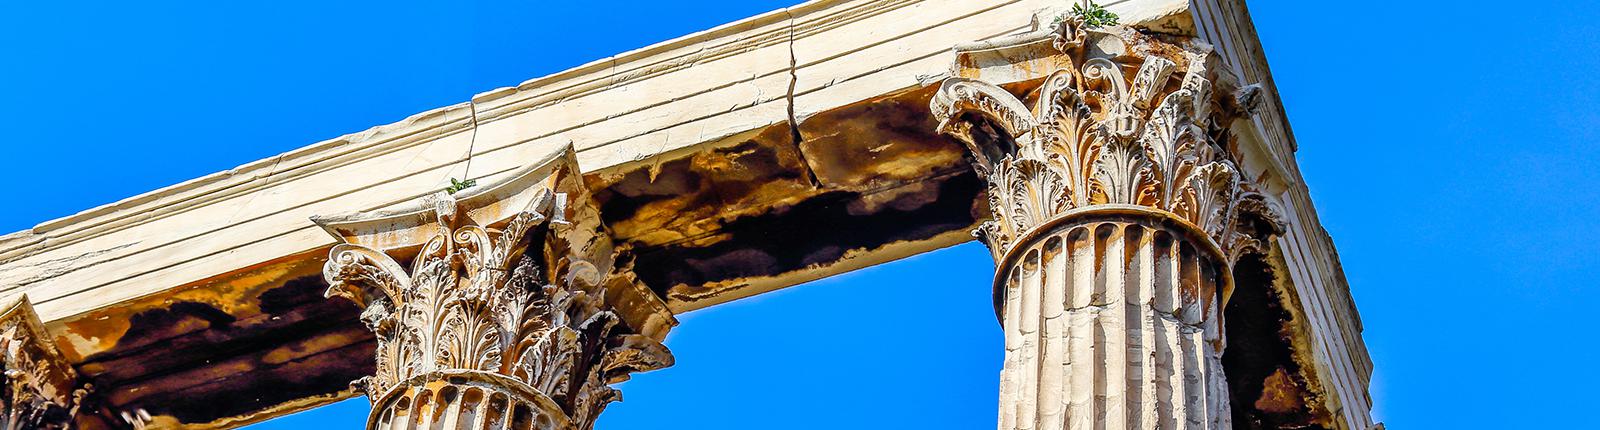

left=931, top=19, right=1273, bottom=264
left=930, top=17, right=1295, bottom=430
left=0, top=295, right=87, bottom=430
left=316, top=146, right=674, bottom=430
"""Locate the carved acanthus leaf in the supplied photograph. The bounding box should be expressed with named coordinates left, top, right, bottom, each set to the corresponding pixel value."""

left=1224, top=191, right=1289, bottom=266
left=0, top=297, right=86, bottom=430
left=322, top=189, right=671, bottom=429
left=932, top=21, right=1263, bottom=259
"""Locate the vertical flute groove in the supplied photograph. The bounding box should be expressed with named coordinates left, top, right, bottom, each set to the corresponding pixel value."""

left=1040, top=237, right=1068, bottom=430
left=994, top=219, right=1230, bottom=430
left=1022, top=249, right=1043, bottom=430
left=1002, top=267, right=1023, bottom=430
left=1067, top=227, right=1094, bottom=430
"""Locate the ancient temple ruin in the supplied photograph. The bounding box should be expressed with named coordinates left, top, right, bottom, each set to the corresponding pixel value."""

left=0, top=1, right=1373, bottom=428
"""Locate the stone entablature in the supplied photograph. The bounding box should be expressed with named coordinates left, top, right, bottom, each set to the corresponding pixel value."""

left=0, top=1, right=1373, bottom=428
left=0, top=0, right=1205, bottom=324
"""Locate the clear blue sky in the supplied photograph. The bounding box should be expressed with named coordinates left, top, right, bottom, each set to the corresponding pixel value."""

left=2, top=1, right=1596, bottom=429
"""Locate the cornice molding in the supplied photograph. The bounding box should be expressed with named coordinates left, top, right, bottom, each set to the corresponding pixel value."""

left=0, top=0, right=924, bottom=265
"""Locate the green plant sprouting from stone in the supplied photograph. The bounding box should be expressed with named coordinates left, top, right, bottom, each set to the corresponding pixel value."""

left=1066, top=2, right=1118, bottom=29
left=446, top=99, right=483, bottom=195
left=445, top=177, right=477, bottom=194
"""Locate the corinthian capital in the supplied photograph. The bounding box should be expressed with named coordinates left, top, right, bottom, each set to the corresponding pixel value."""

left=0, top=296, right=86, bottom=430
left=931, top=21, right=1272, bottom=261
left=315, top=147, right=674, bottom=430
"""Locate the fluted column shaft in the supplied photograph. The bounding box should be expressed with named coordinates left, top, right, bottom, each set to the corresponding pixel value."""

left=367, top=372, right=571, bottom=430
left=928, top=17, right=1266, bottom=429
left=993, top=210, right=1229, bottom=430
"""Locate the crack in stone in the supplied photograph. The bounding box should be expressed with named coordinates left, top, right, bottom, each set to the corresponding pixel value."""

left=1150, top=304, right=1207, bottom=332
left=783, top=7, right=822, bottom=189
left=0, top=241, right=141, bottom=289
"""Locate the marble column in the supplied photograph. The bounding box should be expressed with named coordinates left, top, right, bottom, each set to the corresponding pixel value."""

left=988, top=208, right=1232, bottom=429
left=932, top=19, right=1270, bottom=430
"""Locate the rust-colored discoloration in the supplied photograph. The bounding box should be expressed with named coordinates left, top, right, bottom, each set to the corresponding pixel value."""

left=952, top=36, right=1074, bottom=82
left=796, top=86, right=965, bottom=192
left=39, top=80, right=1002, bottom=426
left=1255, top=367, right=1307, bottom=414
left=635, top=170, right=981, bottom=304
left=0, top=7, right=1357, bottom=430
left=52, top=248, right=329, bottom=363
left=50, top=248, right=375, bottom=428
left=91, top=329, right=371, bottom=425
left=587, top=85, right=998, bottom=311
left=590, top=123, right=816, bottom=247
left=1223, top=247, right=1335, bottom=430
left=27, top=58, right=1304, bottom=429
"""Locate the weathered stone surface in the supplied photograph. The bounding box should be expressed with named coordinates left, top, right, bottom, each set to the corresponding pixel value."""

left=0, top=296, right=85, bottom=430
left=317, top=149, right=673, bottom=430
left=1226, top=250, right=1334, bottom=430
left=994, top=213, right=1233, bottom=429
left=933, top=18, right=1255, bottom=428
left=58, top=250, right=374, bottom=429
left=0, top=0, right=1374, bottom=428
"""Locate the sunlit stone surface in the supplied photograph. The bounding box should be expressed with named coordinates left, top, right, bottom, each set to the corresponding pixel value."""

left=0, top=1, right=1373, bottom=429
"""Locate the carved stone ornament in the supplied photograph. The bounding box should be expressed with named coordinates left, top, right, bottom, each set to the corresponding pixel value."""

left=1224, top=192, right=1288, bottom=267
left=931, top=17, right=1286, bottom=430
left=0, top=296, right=87, bottom=430
left=317, top=148, right=674, bottom=430
left=931, top=18, right=1274, bottom=264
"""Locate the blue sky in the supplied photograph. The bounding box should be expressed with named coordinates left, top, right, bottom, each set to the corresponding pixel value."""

left=2, top=1, right=1597, bottom=429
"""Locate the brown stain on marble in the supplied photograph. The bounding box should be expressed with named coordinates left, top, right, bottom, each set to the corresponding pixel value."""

left=48, top=248, right=375, bottom=428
